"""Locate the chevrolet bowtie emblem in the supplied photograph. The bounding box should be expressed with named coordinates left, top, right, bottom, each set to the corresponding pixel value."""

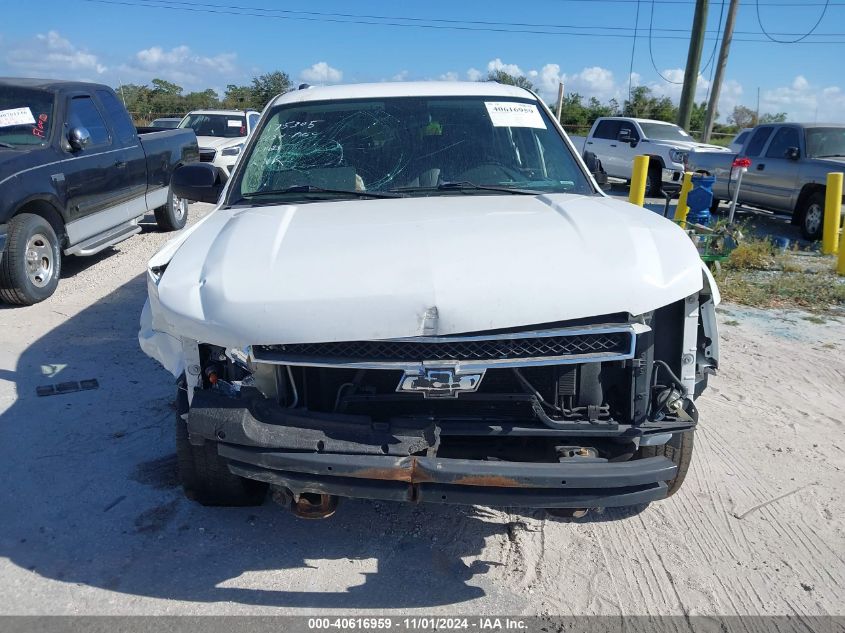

left=396, top=367, right=485, bottom=398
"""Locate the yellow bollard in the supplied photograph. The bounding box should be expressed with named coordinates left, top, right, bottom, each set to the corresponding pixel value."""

left=822, top=172, right=843, bottom=255
left=673, top=172, right=694, bottom=222
left=629, top=155, right=650, bottom=207
left=839, top=230, right=845, bottom=276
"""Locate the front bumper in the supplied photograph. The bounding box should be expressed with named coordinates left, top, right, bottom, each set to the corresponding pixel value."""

left=189, top=389, right=682, bottom=509
left=661, top=167, right=683, bottom=184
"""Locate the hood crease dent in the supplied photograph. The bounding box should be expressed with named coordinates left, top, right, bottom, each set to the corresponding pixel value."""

left=148, top=194, right=704, bottom=349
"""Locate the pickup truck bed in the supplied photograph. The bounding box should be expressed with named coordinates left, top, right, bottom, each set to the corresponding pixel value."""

left=0, top=77, right=199, bottom=304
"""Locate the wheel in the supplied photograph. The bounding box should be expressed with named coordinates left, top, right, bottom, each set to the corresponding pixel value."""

left=638, top=431, right=694, bottom=497
left=798, top=191, right=824, bottom=241
left=154, top=185, right=188, bottom=232
left=644, top=167, right=662, bottom=197
left=175, top=387, right=267, bottom=506
left=0, top=213, right=62, bottom=305
left=710, top=197, right=721, bottom=214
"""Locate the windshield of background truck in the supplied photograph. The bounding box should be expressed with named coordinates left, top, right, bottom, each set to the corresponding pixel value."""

left=180, top=113, right=246, bottom=138
left=235, top=96, right=592, bottom=201
left=0, top=88, right=54, bottom=146
left=638, top=122, right=692, bottom=142
left=806, top=127, right=845, bottom=158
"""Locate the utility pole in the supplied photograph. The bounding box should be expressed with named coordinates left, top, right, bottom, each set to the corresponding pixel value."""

left=556, top=82, right=565, bottom=122
left=677, top=0, right=709, bottom=130
left=702, top=0, right=740, bottom=142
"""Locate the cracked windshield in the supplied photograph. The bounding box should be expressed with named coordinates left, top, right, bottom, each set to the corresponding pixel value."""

left=237, top=96, right=592, bottom=200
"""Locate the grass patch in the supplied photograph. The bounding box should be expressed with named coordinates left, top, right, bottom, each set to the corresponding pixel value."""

left=802, top=315, right=827, bottom=324
left=724, top=319, right=740, bottom=326
left=713, top=236, right=845, bottom=312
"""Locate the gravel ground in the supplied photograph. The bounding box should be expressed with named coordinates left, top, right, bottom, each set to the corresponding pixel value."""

left=0, top=201, right=843, bottom=616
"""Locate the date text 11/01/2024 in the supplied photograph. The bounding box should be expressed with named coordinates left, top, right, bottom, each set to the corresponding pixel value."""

left=307, top=617, right=527, bottom=630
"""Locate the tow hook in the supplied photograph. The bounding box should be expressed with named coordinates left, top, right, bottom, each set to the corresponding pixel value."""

left=272, top=486, right=339, bottom=519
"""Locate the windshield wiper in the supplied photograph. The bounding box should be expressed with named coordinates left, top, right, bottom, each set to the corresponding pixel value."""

left=816, top=154, right=845, bottom=158
left=392, top=181, right=542, bottom=195
left=0, top=142, right=15, bottom=149
left=241, top=184, right=405, bottom=200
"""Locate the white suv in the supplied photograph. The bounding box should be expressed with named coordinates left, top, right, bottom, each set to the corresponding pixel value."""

left=178, top=109, right=260, bottom=180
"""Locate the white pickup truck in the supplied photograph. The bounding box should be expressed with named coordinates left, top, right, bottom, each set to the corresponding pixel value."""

left=570, top=117, right=730, bottom=195
left=140, top=82, right=720, bottom=519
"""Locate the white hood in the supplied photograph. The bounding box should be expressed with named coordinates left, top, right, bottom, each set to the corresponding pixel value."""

left=196, top=136, right=244, bottom=150
left=145, top=193, right=704, bottom=349
left=653, top=139, right=730, bottom=153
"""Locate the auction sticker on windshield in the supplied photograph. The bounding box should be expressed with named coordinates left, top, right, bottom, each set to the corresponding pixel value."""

left=0, top=107, right=36, bottom=128
left=485, top=102, right=546, bottom=129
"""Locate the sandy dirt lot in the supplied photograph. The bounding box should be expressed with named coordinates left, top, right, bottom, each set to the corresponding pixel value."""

left=0, top=202, right=843, bottom=616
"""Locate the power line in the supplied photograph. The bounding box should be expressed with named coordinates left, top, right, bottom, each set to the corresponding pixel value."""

left=755, top=0, right=830, bottom=43
left=649, top=0, right=683, bottom=83
left=80, top=0, right=845, bottom=42
left=700, top=0, right=725, bottom=75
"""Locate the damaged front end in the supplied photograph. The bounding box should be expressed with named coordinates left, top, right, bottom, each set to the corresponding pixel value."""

left=144, top=283, right=718, bottom=514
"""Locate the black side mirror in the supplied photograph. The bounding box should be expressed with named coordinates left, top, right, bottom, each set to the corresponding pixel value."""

left=786, top=146, right=800, bottom=160
left=583, top=151, right=610, bottom=189
left=172, top=163, right=224, bottom=204
left=629, top=138, right=639, bottom=148
left=68, top=127, right=91, bottom=151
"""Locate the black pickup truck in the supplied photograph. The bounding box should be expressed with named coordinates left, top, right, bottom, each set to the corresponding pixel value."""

left=0, top=78, right=199, bottom=304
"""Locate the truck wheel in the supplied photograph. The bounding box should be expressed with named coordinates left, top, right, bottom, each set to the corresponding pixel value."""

left=638, top=431, right=694, bottom=497
left=175, top=388, right=267, bottom=506
left=0, top=213, right=62, bottom=305
left=710, top=198, right=721, bottom=214
left=645, top=167, right=662, bottom=197
left=798, top=192, right=825, bottom=241
left=154, top=186, right=188, bottom=232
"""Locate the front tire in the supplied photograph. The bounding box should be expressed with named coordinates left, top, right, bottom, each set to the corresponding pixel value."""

left=645, top=167, right=662, bottom=197
left=175, top=387, right=267, bottom=506
left=638, top=431, right=694, bottom=497
left=0, top=213, right=62, bottom=305
left=798, top=191, right=825, bottom=241
left=154, top=186, right=188, bottom=232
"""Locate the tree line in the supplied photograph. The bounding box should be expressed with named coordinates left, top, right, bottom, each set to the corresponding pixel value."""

left=118, top=67, right=786, bottom=139
left=118, top=71, right=292, bottom=123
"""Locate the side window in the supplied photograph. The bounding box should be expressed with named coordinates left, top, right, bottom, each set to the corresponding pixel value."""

left=96, top=90, right=137, bottom=145
left=68, top=96, right=110, bottom=146
left=765, top=127, right=800, bottom=158
left=735, top=131, right=749, bottom=146
left=745, top=126, right=773, bottom=157
left=593, top=120, right=620, bottom=140
left=248, top=113, right=260, bottom=132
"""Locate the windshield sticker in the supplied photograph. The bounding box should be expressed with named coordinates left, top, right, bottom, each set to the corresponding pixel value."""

left=32, top=113, right=48, bottom=138
left=227, top=119, right=242, bottom=128
left=485, top=102, right=546, bottom=129
left=0, top=107, right=36, bottom=128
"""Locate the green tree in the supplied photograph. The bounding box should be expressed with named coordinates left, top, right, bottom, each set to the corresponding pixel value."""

left=250, top=71, right=292, bottom=109
left=222, top=84, right=254, bottom=109
left=760, top=112, right=787, bottom=124
left=728, top=105, right=757, bottom=129
left=184, top=89, right=220, bottom=110
left=622, top=86, right=676, bottom=122
left=486, top=69, right=536, bottom=92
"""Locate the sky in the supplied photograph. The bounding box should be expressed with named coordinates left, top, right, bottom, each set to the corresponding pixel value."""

left=1, top=0, right=844, bottom=124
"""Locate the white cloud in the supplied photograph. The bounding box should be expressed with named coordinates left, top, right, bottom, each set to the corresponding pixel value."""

left=487, top=58, right=524, bottom=77
left=390, top=70, right=409, bottom=82
left=121, top=44, right=238, bottom=89
left=300, top=61, right=342, bottom=84
left=4, top=30, right=106, bottom=76
left=761, top=75, right=845, bottom=122
left=466, top=68, right=483, bottom=82
left=439, top=71, right=459, bottom=82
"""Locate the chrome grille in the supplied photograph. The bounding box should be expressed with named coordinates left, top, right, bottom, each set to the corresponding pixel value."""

left=252, top=327, right=637, bottom=369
